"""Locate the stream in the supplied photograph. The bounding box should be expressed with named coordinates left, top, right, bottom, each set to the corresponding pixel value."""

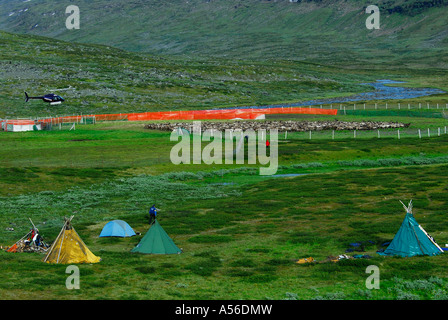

left=221, top=80, right=445, bottom=110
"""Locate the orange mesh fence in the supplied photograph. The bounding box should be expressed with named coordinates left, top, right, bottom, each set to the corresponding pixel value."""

left=37, top=113, right=129, bottom=124
left=127, top=109, right=263, bottom=121
left=24, top=107, right=337, bottom=125
left=126, top=107, right=337, bottom=121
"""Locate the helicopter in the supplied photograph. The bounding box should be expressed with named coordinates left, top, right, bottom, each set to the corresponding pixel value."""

left=25, top=92, right=65, bottom=105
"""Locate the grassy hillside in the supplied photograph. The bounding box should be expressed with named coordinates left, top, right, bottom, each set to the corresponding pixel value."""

left=1, top=28, right=448, bottom=119
left=0, top=30, right=389, bottom=118
left=0, top=0, right=447, bottom=65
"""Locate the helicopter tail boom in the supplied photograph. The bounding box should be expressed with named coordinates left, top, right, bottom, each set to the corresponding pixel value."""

left=25, top=92, right=44, bottom=102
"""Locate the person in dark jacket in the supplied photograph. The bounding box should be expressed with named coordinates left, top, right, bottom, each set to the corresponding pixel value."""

left=148, top=205, right=157, bottom=224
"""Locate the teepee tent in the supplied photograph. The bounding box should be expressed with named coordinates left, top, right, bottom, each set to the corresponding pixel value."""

left=131, top=220, right=181, bottom=255
left=99, top=220, right=136, bottom=238
left=43, top=216, right=101, bottom=264
left=379, top=200, right=443, bottom=258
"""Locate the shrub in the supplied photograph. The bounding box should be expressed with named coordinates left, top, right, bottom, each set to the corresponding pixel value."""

left=355, top=289, right=373, bottom=299
left=284, top=292, right=299, bottom=300
left=337, top=258, right=373, bottom=268
left=265, top=258, right=290, bottom=266
left=188, top=235, right=233, bottom=243
left=185, top=256, right=222, bottom=277
left=403, top=279, right=436, bottom=291
left=231, top=258, right=256, bottom=268
left=242, top=274, right=278, bottom=283
left=396, top=290, right=420, bottom=300
left=135, top=266, right=156, bottom=274
left=433, top=289, right=448, bottom=300
left=312, top=292, right=346, bottom=300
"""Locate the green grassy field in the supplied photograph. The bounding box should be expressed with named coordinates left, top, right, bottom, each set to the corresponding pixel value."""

left=1, top=0, right=448, bottom=302
left=1, top=113, right=448, bottom=300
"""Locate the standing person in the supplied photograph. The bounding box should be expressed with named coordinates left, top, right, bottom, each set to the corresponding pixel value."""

left=33, top=230, right=41, bottom=247
left=148, top=205, right=157, bottom=224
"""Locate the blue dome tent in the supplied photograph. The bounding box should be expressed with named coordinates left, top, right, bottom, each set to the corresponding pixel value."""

left=99, top=220, right=136, bottom=238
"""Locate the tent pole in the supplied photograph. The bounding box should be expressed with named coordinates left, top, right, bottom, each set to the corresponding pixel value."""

left=418, top=225, right=443, bottom=252
left=56, top=216, right=74, bottom=263
left=399, top=200, right=409, bottom=213
left=56, top=219, right=70, bottom=264
left=410, top=223, right=425, bottom=254
left=56, top=227, right=66, bottom=264
left=29, top=218, right=37, bottom=230
left=44, top=219, right=67, bottom=263
left=11, top=231, right=32, bottom=250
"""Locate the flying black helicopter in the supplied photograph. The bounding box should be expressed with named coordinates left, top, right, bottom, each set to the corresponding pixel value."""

left=25, top=92, right=65, bottom=105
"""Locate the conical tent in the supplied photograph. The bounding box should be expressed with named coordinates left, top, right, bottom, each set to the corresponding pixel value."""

left=131, top=220, right=181, bottom=254
left=99, top=220, right=136, bottom=237
left=379, top=201, right=443, bottom=258
left=43, top=216, right=101, bottom=264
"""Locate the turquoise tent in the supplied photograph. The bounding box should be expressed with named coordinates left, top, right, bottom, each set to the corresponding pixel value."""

left=99, top=220, right=136, bottom=238
left=131, top=220, right=182, bottom=254
left=379, top=201, right=443, bottom=257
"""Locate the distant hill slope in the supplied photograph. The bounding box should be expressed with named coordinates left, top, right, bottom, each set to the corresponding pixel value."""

left=0, top=0, right=447, bottom=65
left=0, top=30, right=377, bottom=118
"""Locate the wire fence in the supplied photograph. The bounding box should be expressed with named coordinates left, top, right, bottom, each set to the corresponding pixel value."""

left=2, top=102, right=448, bottom=135
left=280, top=127, right=448, bottom=141
left=309, top=102, right=448, bottom=112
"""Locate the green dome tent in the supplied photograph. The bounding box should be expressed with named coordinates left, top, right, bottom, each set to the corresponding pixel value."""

left=131, top=220, right=182, bottom=255
left=378, top=200, right=443, bottom=258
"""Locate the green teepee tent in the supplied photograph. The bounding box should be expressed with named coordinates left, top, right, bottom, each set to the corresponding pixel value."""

left=379, top=200, right=443, bottom=258
left=131, top=220, right=182, bottom=254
